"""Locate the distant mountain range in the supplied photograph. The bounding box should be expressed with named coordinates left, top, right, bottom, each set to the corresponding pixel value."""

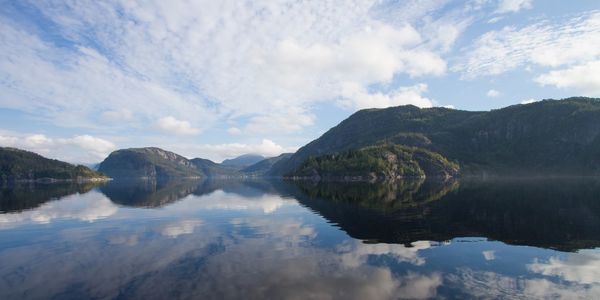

left=97, top=148, right=282, bottom=180
left=221, top=154, right=265, bottom=167
left=3, top=97, right=600, bottom=181
left=0, top=147, right=108, bottom=183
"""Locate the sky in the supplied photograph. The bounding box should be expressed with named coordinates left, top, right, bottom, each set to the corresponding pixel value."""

left=0, top=0, right=599, bottom=164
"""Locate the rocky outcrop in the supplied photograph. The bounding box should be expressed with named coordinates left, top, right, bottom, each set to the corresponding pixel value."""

left=98, top=147, right=202, bottom=180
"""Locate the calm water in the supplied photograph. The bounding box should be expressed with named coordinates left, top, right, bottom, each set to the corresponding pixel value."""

left=1, top=178, right=600, bottom=299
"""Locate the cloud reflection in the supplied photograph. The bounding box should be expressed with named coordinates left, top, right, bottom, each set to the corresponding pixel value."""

left=0, top=191, right=118, bottom=229
left=528, top=251, right=600, bottom=284
left=447, top=268, right=600, bottom=299
left=160, top=219, right=203, bottom=238
left=188, top=190, right=293, bottom=214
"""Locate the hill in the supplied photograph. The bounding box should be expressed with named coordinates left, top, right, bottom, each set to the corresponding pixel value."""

left=98, top=147, right=202, bottom=180
left=272, top=97, right=600, bottom=177
left=190, top=158, right=242, bottom=177
left=221, top=154, right=265, bottom=167
left=290, top=145, right=458, bottom=180
left=242, top=153, right=293, bottom=175
left=0, top=147, right=108, bottom=182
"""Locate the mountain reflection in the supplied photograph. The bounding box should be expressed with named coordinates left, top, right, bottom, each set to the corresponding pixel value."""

left=3, top=178, right=600, bottom=251
left=0, top=182, right=103, bottom=213
left=289, top=178, right=600, bottom=251
left=99, top=179, right=287, bottom=208
left=2, top=178, right=600, bottom=299
left=99, top=179, right=204, bottom=208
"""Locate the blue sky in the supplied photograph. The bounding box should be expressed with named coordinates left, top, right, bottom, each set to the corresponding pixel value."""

left=0, top=0, right=599, bottom=163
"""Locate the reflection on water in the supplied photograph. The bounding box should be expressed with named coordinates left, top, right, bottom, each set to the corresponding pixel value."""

left=292, top=178, right=600, bottom=251
left=1, top=178, right=600, bottom=299
left=0, top=182, right=101, bottom=213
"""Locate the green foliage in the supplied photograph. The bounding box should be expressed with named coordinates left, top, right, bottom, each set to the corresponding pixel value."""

left=0, top=147, right=107, bottom=182
left=289, top=144, right=459, bottom=179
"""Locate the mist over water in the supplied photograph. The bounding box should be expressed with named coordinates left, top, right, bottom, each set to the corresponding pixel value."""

left=1, top=178, right=600, bottom=299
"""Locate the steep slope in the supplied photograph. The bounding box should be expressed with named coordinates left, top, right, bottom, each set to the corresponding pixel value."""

left=0, top=147, right=108, bottom=182
left=98, top=147, right=202, bottom=180
left=272, top=97, right=600, bottom=176
left=190, top=158, right=242, bottom=177
left=242, top=153, right=293, bottom=175
left=221, top=154, right=265, bottom=167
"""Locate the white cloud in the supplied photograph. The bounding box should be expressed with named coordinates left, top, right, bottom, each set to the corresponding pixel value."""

left=244, top=107, right=315, bottom=134
left=521, top=98, right=538, bottom=104
left=486, top=89, right=501, bottom=97
left=496, top=0, right=533, bottom=13
left=227, top=127, right=242, bottom=135
left=0, top=23, right=215, bottom=130
left=0, top=0, right=452, bottom=136
left=0, top=132, right=116, bottom=164
left=172, top=139, right=296, bottom=162
left=456, top=11, right=600, bottom=77
left=482, top=250, right=496, bottom=260
left=340, top=83, right=434, bottom=109
left=100, top=109, right=134, bottom=123
left=155, top=116, right=200, bottom=135
left=535, top=60, right=600, bottom=96
left=488, top=16, right=504, bottom=24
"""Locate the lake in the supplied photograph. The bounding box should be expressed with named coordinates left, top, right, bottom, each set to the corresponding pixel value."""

left=1, top=178, right=600, bottom=299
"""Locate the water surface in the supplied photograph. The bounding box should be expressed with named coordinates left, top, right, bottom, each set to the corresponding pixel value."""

left=1, top=178, right=600, bottom=299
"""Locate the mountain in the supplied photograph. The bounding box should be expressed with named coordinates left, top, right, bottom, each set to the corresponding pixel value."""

left=242, top=153, right=293, bottom=175
left=98, top=147, right=202, bottom=180
left=190, top=158, right=242, bottom=177
left=0, top=147, right=108, bottom=182
left=272, top=97, right=600, bottom=177
left=221, top=154, right=265, bottom=167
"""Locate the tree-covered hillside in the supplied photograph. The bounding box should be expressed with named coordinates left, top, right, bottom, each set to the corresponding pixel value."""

left=0, top=147, right=108, bottom=182
left=273, top=97, right=600, bottom=176
left=289, top=145, right=459, bottom=180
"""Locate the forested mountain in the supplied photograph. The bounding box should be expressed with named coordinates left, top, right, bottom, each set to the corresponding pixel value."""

left=221, top=154, right=266, bottom=167
left=273, top=97, right=600, bottom=177
left=0, top=147, right=108, bottom=182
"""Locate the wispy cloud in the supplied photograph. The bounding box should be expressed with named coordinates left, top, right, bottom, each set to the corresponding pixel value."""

left=486, top=89, right=501, bottom=97
left=455, top=11, right=600, bottom=77
left=536, top=60, right=600, bottom=96
left=155, top=116, right=200, bottom=136
left=0, top=0, right=453, bottom=137
left=496, top=0, right=533, bottom=13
